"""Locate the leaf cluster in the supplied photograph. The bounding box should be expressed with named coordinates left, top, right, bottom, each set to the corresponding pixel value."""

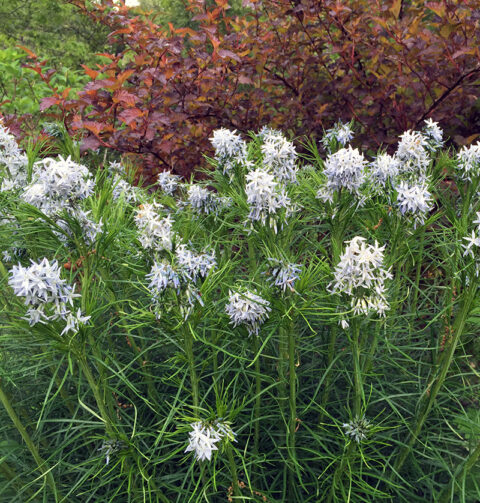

left=11, top=0, right=480, bottom=180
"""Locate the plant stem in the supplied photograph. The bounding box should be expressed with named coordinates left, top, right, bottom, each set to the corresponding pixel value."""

left=351, top=320, right=363, bottom=417
left=319, top=324, right=337, bottom=423
left=327, top=441, right=355, bottom=503
left=278, top=324, right=288, bottom=417
left=212, top=345, right=219, bottom=400
left=393, top=286, right=475, bottom=475
left=79, top=356, right=167, bottom=500
left=410, top=227, right=426, bottom=339
left=78, top=356, right=115, bottom=437
left=252, top=335, right=261, bottom=459
left=363, top=322, right=382, bottom=376
left=320, top=217, right=345, bottom=423
left=0, top=460, right=17, bottom=481
left=287, top=322, right=297, bottom=493
left=81, top=258, right=116, bottom=429
left=226, top=444, right=243, bottom=500
left=53, top=364, right=76, bottom=417
left=247, top=236, right=262, bottom=462
left=0, top=379, right=61, bottom=500
left=184, top=323, right=199, bottom=410
left=278, top=323, right=289, bottom=499
left=437, top=439, right=480, bottom=503
left=0, top=460, right=37, bottom=500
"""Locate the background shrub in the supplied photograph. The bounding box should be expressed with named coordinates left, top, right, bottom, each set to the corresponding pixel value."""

left=22, top=0, right=480, bottom=180
left=0, top=0, right=110, bottom=67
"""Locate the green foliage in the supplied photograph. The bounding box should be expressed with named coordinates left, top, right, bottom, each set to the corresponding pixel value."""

left=138, top=0, right=245, bottom=28
left=0, top=48, right=88, bottom=114
left=139, top=0, right=195, bottom=28
left=0, top=0, right=109, bottom=68
left=0, top=122, right=479, bottom=501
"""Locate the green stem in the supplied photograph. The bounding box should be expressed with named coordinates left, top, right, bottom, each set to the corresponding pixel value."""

left=212, top=346, right=219, bottom=403
left=78, top=356, right=115, bottom=437
left=252, top=335, right=261, bottom=459
left=54, top=367, right=76, bottom=417
left=319, top=324, right=337, bottom=423
left=351, top=320, right=363, bottom=417
left=247, top=236, right=261, bottom=462
left=278, top=324, right=289, bottom=500
left=410, top=227, right=426, bottom=339
left=79, top=357, right=165, bottom=501
left=437, top=440, right=480, bottom=503
left=0, top=460, right=37, bottom=500
left=447, top=234, right=460, bottom=324
left=81, top=258, right=116, bottom=430
left=327, top=442, right=356, bottom=503
left=130, top=326, right=159, bottom=403
left=226, top=444, right=243, bottom=500
left=0, top=380, right=61, bottom=500
left=287, top=323, right=297, bottom=493
left=278, top=325, right=288, bottom=417
left=184, top=323, right=199, bottom=411
left=393, top=287, right=475, bottom=475
left=320, top=218, right=345, bottom=424
left=0, top=460, right=17, bottom=481
left=363, top=322, right=382, bottom=376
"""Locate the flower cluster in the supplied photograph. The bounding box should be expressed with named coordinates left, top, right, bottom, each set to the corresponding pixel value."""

left=423, top=118, right=443, bottom=151
left=187, top=185, right=231, bottom=216
left=42, top=122, right=65, bottom=139
left=8, top=258, right=90, bottom=334
left=108, top=161, right=126, bottom=176
left=395, top=129, right=430, bottom=181
left=146, top=261, right=181, bottom=298
left=185, top=419, right=236, bottom=462
left=16, top=156, right=103, bottom=245
left=368, top=153, right=399, bottom=188
left=456, top=142, right=480, bottom=181
left=260, top=129, right=298, bottom=184
left=146, top=244, right=216, bottom=319
left=329, top=236, right=392, bottom=317
left=317, top=146, right=367, bottom=202
left=157, top=171, right=181, bottom=195
left=176, top=244, right=217, bottom=282
left=98, top=440, right=123, bottom=466
left=321, top=121, right=354, bottom=151
left=134, top=203, right=175, bottom=250
left=21, top=156, right=95, bottom=215
left=245, top=169, right=293, bottom=232
left=111, top=175, right=140, bottom=203
left=267, top=258, right=302, bottom=292
left=342, top=415, right=371, bottom=443
left=210, top=128, right=249, bottom=176
left=0, top=123, right=29, bottom=192
left=395, top=181, right=433, bottom=228
left=225, top=289, right=271, bottom=335
left=209, top=128, right=297, bottom=232
left=315, top=122, right=441, bottom=218
left=2, top=247, right=23, bottom=264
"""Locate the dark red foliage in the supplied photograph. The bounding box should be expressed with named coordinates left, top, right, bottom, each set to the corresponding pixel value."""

left=14, top=0, right=480, bottom=179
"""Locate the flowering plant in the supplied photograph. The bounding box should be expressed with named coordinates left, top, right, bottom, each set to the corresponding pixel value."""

left=0, top=120, right=479, bottom=503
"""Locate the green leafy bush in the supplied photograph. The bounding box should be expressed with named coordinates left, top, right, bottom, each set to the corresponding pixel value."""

left=0, top=0, right=109, bottom=68
left=0, top=48, right=89, bottom=115
left=0, top=120, right=479, bottom=502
